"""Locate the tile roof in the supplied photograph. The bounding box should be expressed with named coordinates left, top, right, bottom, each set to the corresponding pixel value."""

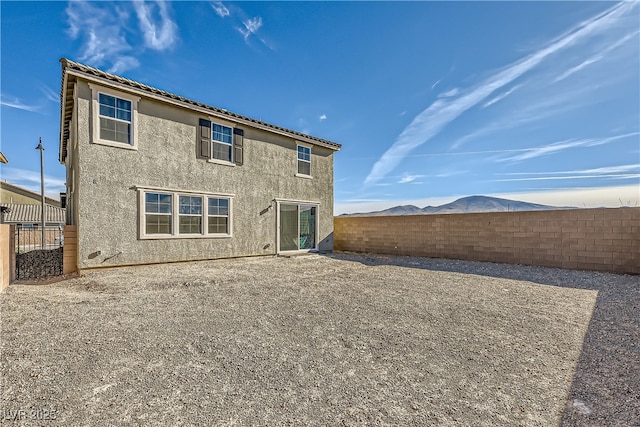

left=59, top=58, right=341, bottom=162
left=0, top=203, right=65, bottom=224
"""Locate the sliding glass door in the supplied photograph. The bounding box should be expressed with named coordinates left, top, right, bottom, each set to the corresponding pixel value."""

left=278, top=202, right=317, bottom=252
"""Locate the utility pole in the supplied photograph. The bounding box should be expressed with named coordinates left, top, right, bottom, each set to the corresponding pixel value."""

left=36, top=138, right=45, bottom=249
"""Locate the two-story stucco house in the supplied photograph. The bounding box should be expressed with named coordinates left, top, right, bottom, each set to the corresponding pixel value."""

left=58, top=59, right=341, bottom=269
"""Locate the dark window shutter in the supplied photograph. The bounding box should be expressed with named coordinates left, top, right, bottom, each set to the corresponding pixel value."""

left=233, top=128, right=244, bottom=166
left=198, top=118, right=211, bottom=159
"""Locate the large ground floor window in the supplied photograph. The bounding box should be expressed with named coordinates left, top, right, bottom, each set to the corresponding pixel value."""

left=278, top=202, right=318, bottom=252
left=138, top=187, right=233, bottom=239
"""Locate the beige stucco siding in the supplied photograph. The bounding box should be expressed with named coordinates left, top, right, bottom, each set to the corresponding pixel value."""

left=72, top=80, right=335, bottom=268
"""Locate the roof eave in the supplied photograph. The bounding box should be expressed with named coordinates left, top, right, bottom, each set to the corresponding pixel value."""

left=59, top=58, right=342, bottom=152
left=58, top=66, right=69, bottom=164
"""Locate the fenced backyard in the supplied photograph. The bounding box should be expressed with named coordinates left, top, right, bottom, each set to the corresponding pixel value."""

left=335, top=207, right=640, bottom=275
left=1, top=254, right=638, bottom=425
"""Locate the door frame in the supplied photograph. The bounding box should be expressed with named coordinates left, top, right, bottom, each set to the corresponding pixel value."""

left=275, top=198, right=320, bottom=254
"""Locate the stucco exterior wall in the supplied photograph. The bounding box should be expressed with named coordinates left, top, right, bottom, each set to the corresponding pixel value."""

left=71, top=81, right=335, bottom=268
left=0, top=188, right=40, bottom=205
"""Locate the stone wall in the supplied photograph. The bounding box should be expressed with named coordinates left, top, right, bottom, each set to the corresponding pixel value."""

left=16, top=247, right=63, bottom=280
left=334, top=208, right=640, bottom=275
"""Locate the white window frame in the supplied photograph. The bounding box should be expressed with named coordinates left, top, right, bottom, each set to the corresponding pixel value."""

left=178, top=195, right=204, bottom=236
left=296, top=143, right=312, bottom=178
left=208, top=121, right=235, bottom=166
left=89, top=83, right=140, bottom=150
left=138, top=186, right=233, bottom=240
left=142, top=191, right=173, bottom=237
left=206, top=197, right=231, bottom=235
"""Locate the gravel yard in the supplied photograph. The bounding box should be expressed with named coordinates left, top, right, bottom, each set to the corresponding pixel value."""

left=1, top=253, right=638, bottom=426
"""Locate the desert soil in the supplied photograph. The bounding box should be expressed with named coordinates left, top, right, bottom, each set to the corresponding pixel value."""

left=1, top=253, right=638, bottom=426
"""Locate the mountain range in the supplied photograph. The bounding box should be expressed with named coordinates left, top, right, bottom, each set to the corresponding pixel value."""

left=340, top=196, right=576, bottom=217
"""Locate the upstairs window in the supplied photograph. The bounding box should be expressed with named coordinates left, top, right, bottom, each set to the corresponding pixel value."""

left=197, top=119, right=244, bottom=166
left=297, top=144, right=311, bottom=176
left=90, top=84, right=139, bottom=150
left=212, top=123, right=233, bottom=162
left=99, top=93, right=132, bottom=145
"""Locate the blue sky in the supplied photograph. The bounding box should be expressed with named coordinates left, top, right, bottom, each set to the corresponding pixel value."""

left=1, top=1, right=638, bottom=214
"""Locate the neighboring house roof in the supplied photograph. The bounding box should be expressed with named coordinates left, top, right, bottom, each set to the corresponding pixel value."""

left=1, top=181, right=61, bottom=206
left=0, top=203, right=66, bottom=224
left=59, top=58, right=342, bottom=163
left=0, top=152, right=7, bottom=163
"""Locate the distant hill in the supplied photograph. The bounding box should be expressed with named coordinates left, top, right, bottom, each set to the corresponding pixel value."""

left=340, top=195, right=576, bottom=217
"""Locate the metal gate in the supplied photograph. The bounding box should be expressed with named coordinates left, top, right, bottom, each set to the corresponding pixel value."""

left=15, top=225, right=64, bottom=280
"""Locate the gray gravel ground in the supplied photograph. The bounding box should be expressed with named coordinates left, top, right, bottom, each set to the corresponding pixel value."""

left=1, top=253, right=638, bottom=426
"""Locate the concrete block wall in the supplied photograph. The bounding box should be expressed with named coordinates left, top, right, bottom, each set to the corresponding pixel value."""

left=63, top=225, right=77, bottom=275
left=334, top=208, right=640, bottom=275
left=0, top=224, right=9, bottom=292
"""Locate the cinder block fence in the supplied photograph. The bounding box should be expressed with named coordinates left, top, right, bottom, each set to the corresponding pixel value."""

left=334, top=208, right=640, bottom=275
left=63, top=225, right=77, bottom=275
left=1, top=224, right=10, bottom=291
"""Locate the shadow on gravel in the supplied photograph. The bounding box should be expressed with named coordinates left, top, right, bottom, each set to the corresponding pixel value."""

left=325, top=252, right=640, bottom=426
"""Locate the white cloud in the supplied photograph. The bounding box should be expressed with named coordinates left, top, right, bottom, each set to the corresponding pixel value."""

left=66, top=1, right=137, bottom=72
left=319, top=114, right=327, bottom=121
left=0, top=94, right=40, bottom=112
left=553, top=57, right=601, bottom=83
left=214, top=3, right=273, bottom=50
left=439, top=88, right=460, bottom=98
left=211, top=1, right=230, bottom=18
left=553, top=31, right=637, bottom=83
left=364, top=1, right=638, bottom=186
left=39, top=85, right=59, bottom=103
left=497, top=132, right=639, bottom=162
left=482, top=84, right=522, bottom=108
left=500, top=164, right=640, bottom=176
left=398, top=175, right=424, bottom=184
left=109, top=57, right=141, bottom=75
left=436, top=169, right=467, bottom=178
left=238, top=17, right=263, bottom=42
left=66, top=1, right=178, bottom=73
left=451, top=82, right=608, bottom=150
left=494, top=163, right=640, bottom=182
left=1, top=167, right=66, bottom=200
left=133, top=1, right=178, bottom=51
left=495, top=174, right=639, bottom=182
